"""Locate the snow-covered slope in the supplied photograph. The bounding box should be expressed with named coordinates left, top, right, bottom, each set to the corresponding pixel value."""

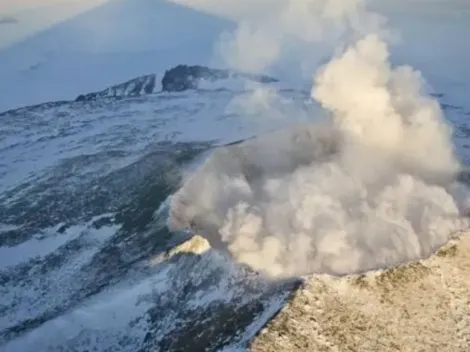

left=68, top=65, right=279, bottom=101
left=0, top=86, right=302, bottom=351
left=0, top=0, right=233, bottom=112
left=251, top=231, right=470, bottom=351
left=0, top=85, right=468, bottom=351
left=1, top=0, right=470, bottom=351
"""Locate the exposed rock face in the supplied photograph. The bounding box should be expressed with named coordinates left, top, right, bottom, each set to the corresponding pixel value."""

left=161, top=64, right=278, bottom=92
left=250, top=232, right=470, bottom=352
left=71, top=64, right=278, bottom=103
left=75, top=74, right=156, bottom=102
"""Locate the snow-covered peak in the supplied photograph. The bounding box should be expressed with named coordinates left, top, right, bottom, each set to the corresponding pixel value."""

left=4, top=0, right=228, bottom=55
left=0, top=0, right=234, bottom=112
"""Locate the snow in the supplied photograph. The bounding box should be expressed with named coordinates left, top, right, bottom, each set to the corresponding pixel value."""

left=0, top=221, right=121, bottom=337
left=0, top=88, right=310, bottom=195
left=0, top=84, right=307, bottom=349
left=0, top=0, right=469, bottom=350
left=0, top=214, right=116, bottom=268
left=0, top=224, right=20, bottom=234
left=1, top=266, right=171, bottom=352
left=0, top=223, right=83, bottom=268
left=1, top=233, right=291, bottom=352
left=251, top=231, right=470, bottom=351
left=221, top=291, right=293, bottom=351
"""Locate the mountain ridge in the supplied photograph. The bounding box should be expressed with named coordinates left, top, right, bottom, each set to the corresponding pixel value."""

left=0, top=64, right=279, bottom=115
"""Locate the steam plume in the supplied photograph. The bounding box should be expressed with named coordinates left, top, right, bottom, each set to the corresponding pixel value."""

left=168, top=0, right=470, bottom=277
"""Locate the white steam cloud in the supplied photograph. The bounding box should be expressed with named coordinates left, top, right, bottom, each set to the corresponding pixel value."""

left=215, top=0, right=390, bottom=76
left=168, top=0, right=470, bottom=277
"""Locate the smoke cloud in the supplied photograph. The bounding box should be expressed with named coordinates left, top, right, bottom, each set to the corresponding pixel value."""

left=168, top=0, right=470, bottom=277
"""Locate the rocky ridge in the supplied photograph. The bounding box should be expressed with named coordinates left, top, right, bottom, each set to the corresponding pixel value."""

left=75, top=74, right=157, bottom=102
left=161, top=64, right=278, bottom=92
left=250, top=231, right=470, bottom=351
left=73, top=65, right=278, bottom=102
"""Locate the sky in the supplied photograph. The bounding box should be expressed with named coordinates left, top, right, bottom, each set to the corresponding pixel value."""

left=1, top=0, right=469, bottom=49
left=0, top=0, right=111, bottom=14
left=173, top=0, right=470, bottom=18
left=0, top=0, right=111, bottom=49
left=2, top=0, right=469, bottom=49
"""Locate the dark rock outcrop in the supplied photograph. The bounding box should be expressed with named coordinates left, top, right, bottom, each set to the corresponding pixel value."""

left=75, top=74, right=157, bottom=102
left=161, top=64, right=278, bottom=92
left=7, top=65, right=278, bottom=109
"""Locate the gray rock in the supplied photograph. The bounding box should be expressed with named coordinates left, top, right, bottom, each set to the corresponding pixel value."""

left=75, top=74, right=157, bottom=102
left=161, top=64, right=278, bottom=92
